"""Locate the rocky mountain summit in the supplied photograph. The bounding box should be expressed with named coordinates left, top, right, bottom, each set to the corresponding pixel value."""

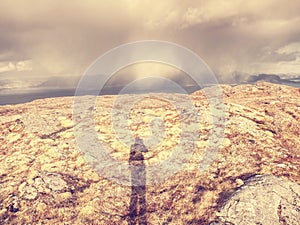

left=0, top=82, right=299, bottom=224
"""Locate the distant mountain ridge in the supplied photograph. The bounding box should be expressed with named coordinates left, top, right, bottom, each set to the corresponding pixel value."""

left=247, top=73, right=300, bottom=85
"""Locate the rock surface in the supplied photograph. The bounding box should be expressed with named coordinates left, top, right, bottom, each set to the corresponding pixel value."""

left=213, top=175, right=300, bottom=225
left=0, top=82, right=299, bottom=224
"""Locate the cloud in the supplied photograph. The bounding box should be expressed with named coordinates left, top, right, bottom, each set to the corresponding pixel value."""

left=277, top=42, right=300, bottom=55
left=0, top=0, right=299, bottom=88
left=0, top=60, right=32, bottom=73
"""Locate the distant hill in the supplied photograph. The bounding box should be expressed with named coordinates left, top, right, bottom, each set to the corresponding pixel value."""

left=35, top=76, right=80, bottom=89
left=247, top=74, right=300, bottom=86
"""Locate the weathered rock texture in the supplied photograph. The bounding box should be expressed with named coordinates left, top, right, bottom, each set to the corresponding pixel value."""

left=213, top=175, right=300, bottom=225
left=0, top=82, right=299, bottom=224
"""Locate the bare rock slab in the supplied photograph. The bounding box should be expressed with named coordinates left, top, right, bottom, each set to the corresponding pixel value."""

left=215, top=175, right=300, bottom=225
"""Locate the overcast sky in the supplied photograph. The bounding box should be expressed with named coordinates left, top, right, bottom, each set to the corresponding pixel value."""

left=0, top=0, right=300, bottom=88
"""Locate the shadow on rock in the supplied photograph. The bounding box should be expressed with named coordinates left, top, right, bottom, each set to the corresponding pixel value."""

left=128, top=137, right=148, bottom=225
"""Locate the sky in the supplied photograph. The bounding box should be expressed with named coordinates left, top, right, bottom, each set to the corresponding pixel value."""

left=0, top=0, right=300, bottom=89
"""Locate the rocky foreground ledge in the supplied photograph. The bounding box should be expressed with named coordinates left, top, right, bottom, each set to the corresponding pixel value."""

left=0, top=82, right=299, bottom=224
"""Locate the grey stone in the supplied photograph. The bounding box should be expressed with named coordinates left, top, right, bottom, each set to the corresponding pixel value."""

left=216, top=175, right=300, bottom=225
